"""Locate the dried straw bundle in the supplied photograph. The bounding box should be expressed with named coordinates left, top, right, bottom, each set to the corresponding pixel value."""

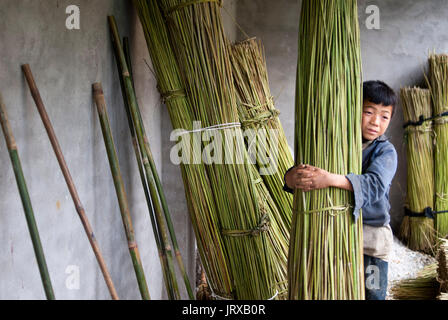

left=157, top=0, right=281, bottom=299
left=429, top=54, right=448, bottom=239
left=437, top=238, right=448, bottom=292
left=288, top=0, right=364, bottom=300
left=390, top=264, right=439, bottom=300
left=399, top=88, right=435, bottom=253
left=133, top=0, right=233, bottom=299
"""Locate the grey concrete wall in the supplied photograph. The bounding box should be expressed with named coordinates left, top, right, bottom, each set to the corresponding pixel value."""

left=2, top=0, right=443, bottom=300
left=236, top=0, right=448, bottom=233
left=0, top=0, right=194, bottom=300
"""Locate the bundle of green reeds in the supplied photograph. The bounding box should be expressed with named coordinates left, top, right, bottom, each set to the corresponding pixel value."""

left=429, top=54, right=448, bottom=239
left=437, top=238, right=448, bottom=292
left=156, top=0, right=282, bottom=299
left=390, top=264, right=440, bottom=300
left=399, top=87, right=435, bottom=254
left=230, top=38, right=293, bottom=230
left=132, top=0, right=233, bottom=299
left=288, top=0, right=364, bottom=300
left=230, top=38, right=294, bottom=298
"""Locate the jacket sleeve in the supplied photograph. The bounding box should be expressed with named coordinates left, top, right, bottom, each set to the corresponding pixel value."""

left=346, top=144, right=398, bottom=221
left=283, top=166, right=296, bottom=194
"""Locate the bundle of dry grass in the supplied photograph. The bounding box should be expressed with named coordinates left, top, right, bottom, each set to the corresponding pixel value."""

left=437, top=238, right=448, bottom=292
left=429, top=54, right=448, bottom=239
left=399, top=87, right=436, bottom=254
left=390, top=264, right=440, bottom=300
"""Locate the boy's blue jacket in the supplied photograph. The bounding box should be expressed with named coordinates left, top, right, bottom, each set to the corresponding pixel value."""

left=346, top=135, right=398, bottom=227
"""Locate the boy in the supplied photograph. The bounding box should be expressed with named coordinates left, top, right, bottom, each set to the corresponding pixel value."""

left=284, top=80, right=398, bottom=300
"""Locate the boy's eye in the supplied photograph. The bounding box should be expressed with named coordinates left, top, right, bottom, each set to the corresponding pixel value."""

left=364, top=111, right=372, bottom=115
left=382, top=116, right=389, bottom=120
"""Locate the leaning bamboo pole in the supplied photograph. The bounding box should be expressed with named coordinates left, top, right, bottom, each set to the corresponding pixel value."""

left=108, top=16, right=184, bottom=300
left=132, top=0, right=233, bottom=299
left=123, top=37, right=195, bottom=299
left=21, top=64, right=119, bottom=300
left=111, top=30, right=177, bottom=300
left=399, top=87, right=435, bottom=254
left=92, top=82, right=150, bottom=300
left=288, top=0, right=364, bottom=300
left=0, top=91, right=55, bottom=300
left=119, top=39, right=178, bottom=300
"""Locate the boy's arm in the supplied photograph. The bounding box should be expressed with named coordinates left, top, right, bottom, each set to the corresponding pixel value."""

left=290, top=166, right=353, bottom=192
left=284, top=144, right=397, bottom=220
left=284, top=165, right=352, bottom=192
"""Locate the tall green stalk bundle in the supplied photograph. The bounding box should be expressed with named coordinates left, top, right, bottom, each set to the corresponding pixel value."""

left=132, top=0, right=233, bottom=300
left=158, top=0, right=280, bottom=299
left=399, top=88, right=435, bottom=253
left=429, top=54, right=448, bottom=239
left=0, top=92, right=55, bottom=300
left=92, top=82, right=151, bottom=300
left=437, top=238, right=448, bottom=292
left=390, top=264, right=440, bottom=300
left=230, top=38, right=293, bottom=230
left=230, top=38, right=294, bottom=298
left=21, top=64, right=119, bottom=300
left=108, top=16, right=184, bottom=300
left=288, top=0, right=364, bottom=300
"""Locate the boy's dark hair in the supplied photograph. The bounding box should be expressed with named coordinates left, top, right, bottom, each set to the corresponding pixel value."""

left=363, top=80, right=397, bottom=117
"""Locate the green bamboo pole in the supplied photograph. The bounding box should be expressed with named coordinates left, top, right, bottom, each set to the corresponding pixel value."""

left=21, top=63, right=119, bottom=300
left=0, top=91, right=55, bottom=300
left=111, top=31, right=177, bottom=300
left=123, top=36, right=194, bottom=300
left=107, top=16, right=180, bottom=300
left=92, top=82, right=150, bottom=300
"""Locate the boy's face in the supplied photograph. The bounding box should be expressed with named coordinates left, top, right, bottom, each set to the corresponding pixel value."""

left=362, top=100, right=393, bottom=141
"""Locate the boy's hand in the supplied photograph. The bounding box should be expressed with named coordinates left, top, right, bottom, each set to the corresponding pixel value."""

left=285, top=164, right=333, bottom=192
